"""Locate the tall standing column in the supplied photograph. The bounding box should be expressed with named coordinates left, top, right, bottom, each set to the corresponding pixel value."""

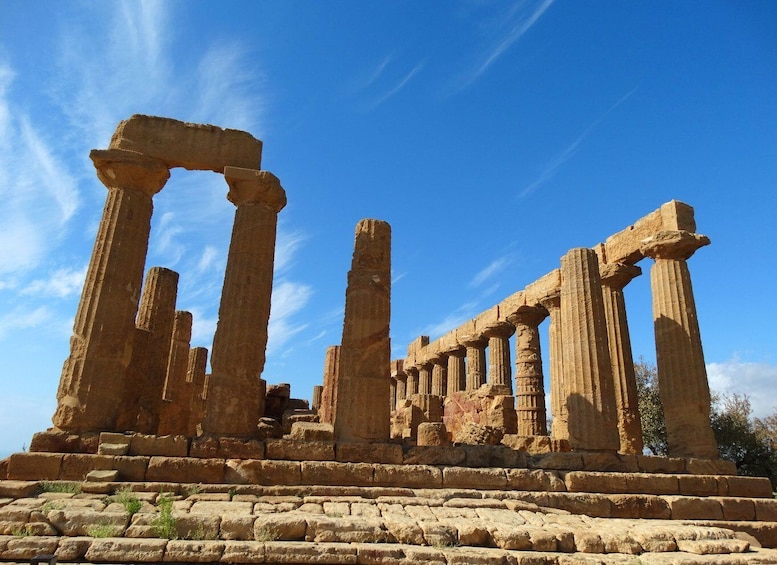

left=641, top=230, right=717, bottom=459
left=446, top=348, right=466, bottom=396
left=333, top=219, right=392, bottom=442
left=319, top=345, right=341, bottom=424
left=406, top=367, right=419, bottom=396
left=508, top=306, right=549, bottom=436
left=54, top=149, right=169, bottom=432
left=599, top=263, right=643, bottom=454
left=560, top=248, right=619, bottom=451
left=187, top=347, right=209, bottom=436
left=430, top=354, right=448, bottom=397
left=418, top=361, right=432, bottom=395
left=460, top=335, right=487, bottom=391
left=157, top=310, right=193, bottom=436
left=483, top=322, right=515, bottom=392
left=203, top=167, right=286, bottom=437
left=539, top=292, right=567, bottom=441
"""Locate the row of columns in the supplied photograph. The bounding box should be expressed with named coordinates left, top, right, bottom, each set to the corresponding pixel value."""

left=54, top=148, right=286, bottom=439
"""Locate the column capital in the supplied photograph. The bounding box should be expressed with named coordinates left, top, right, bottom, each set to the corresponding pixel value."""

left=599, top=262, right=642, bottom=291
left=427, top=351, right=448, bottom=365
left=507, top=304, right=548, bottom=328
left=640, top=230, right=710, bottom=261
left=458, top=333, right=487, bottom=348
left=90, top=149, right=170, bottom=197
left=538, top=291, right=561, bottom=312
left=481, top=321, right=516, bottom=340
left=224, top=166, right=287, bottom=212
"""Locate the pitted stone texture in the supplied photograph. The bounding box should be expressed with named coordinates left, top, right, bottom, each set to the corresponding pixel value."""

left=319, top=345, right=340, bottom=425
left=444, top=388, right=516, bottom=444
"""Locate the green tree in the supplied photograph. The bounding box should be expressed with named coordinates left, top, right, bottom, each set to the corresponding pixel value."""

left=634, top=358, right=667, bottom=456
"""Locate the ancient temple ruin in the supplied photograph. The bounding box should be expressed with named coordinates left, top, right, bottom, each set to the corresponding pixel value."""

left=2, top=115, right=776, bottom=564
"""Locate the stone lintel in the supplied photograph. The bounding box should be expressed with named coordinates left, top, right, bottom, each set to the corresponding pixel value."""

left=89, top=149, right=170, bottom=196
left=224, top=167, right=287, bottom=212
left=524, top=269, right=562, bottom=306
left=481, top=320, right=516, bottom=339
left=599, top=263, right=642, bottom=290
left=603, top=200, right=697, bottom=265
left=473, top=305, right=499, bottom=334
left=407, top=335, right=430, bottom=357
left=507, top=304, right=549, bottom=327
left=109, top=114, right=262, bottom=172
left=390, top=359, right=405, bottom=377
left=640, top=230, right=711, bottom=261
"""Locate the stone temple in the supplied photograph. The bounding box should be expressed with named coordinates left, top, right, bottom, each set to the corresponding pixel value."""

left=1, top=115, right=776, bottom=563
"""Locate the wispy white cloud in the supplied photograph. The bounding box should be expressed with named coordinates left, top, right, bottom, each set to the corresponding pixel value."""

left=519, top=86, right=639, bottom=198
left=274, top=228, right=308, bottom=276
left=369, top=61, right=425, bottom=109
left=267, top=281, right=314, bottom=354
left=391, top=270, right=407, bottom=285
left=23, top=265, right=87, bottom=299
left=358, top=55, right=393, bottom=91
left=707, top=356, right=777, bottom=419
left=0, top=306, right=53, bottom=340
left=197, top=246, right=220, bottom=274
left=462, top=0, right=554, bottom=88
left=470, top=256, right=512, bottom=288
left=414, top=301, right=480, bottom=341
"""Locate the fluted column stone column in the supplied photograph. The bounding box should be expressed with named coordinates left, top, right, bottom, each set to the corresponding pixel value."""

left=446, top=348, right=466, bottom=396
left=560, top=248, right=619, bottom=451
left=157, top=310, right=193, bottom=435
left=312, top=385, right=323, bottom=414
left=641, top=230, right=717, bottom=459
left=539, top=292, right=567, bottom=441
left=187, top=347, right=208, bottom=436
left=333, top=219, right=392, bottom=442
left=392, top=361, right=407, bottom=409
left=508, top=306, right=549, bottom=436
left=483, top=322, right=515, bottom=392
left=54, top=149, right=170, bottom=432
left=430, top=354, right=448, bottom=397
left=418, top=361, right=432, bottom=395
left=460, top=335, right=487, bottom=391
left=204, top=167, right=286, bottom=437
left=599, top=262, right=644, bottom=454
left=406, top=367, right=419, bottom=396
left=319, top=345, right=340, bottom=425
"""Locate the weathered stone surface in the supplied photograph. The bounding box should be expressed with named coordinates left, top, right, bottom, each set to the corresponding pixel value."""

left=374, top=465, right=443, bottom=488
left=336, top=442, right=403, bottom=464
left=444, top=390, right=516, bottom=444
left=129, top=434, right=189, bottom=457
left=417, top=422, right=449, bottom=446
left=59, top=454, right=115, bottom=480
left=319, top=346, right=340, bottom=425
left=146, top=456, right=225, bottom=483
left=190, top=437, right=265, bottom=460
left=85, top=537, right=167, bottom=562
left=30, top=430, right=99, bottom=454
left=726, top=475, right=774, bottom=498
left=221, top=540, right=266, bottom=563
left=508, top=306, right=548, bottom=436
left=265, top=439, right=334, bottom=461
left=254, top=514, right=306, bottom=541
left=3, top=535, right=59, bottom=559
left=157, top=310, right=194, bottom=436
left=300, top=462, right=373, bottom=486
left=668, top=496, right=724, bottom=520
left=264, top=540, right=357, bottom=564
left=163, top=540, right=225, bottom=562
left=289, top=422, right=334, bottom=442
left=306, top=516, right=388, bottom=543
left=404, top=446, right=466, bottom=466
left=7, top=453, right=62, bottom=480
left=283, top=410, right=319, bottom=435
left=56, top=536, right=92, bottom=560
left=0, top=481, right=39, bottom=498
left=225, top=459, right=301, bottom=485
left=442, top=467, right=507, bottom=490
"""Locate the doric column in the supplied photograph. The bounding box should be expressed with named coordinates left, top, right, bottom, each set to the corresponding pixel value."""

left=406, top=367, right=419, bottom=396
left=459, top=335, right=487, bottom=391
left=560, top=248, right=619, bottom=451
left=539, top=292, right=567, bottom=441
left=446, top=348, right=466, bottom=396
left=203, top=167, right=286, bottom=437
left=333, top=219, right=392, bottom=442
left=157, top=310, right=193, bottom=436
left=389, top=378, right=397, bottom=412
left=418, top=361, right=432, bottom=395
left=429, top=354, right=448, bottom=397
left=508, top=306, right=549, bottom=436
left=54, top=149, right=169, bottom=432
left=312, top=385, right=323, bottom=413
left=392, top=360, right=407, bottom=409
left=187, top=347, right=208, bottom=436
left=483, top=322, right=515, bottom=392
left=599, top=262, right=644, bottom=454
left=319, top=345, right=340, bottom=425
left=641, top=230, right=717, bottom=459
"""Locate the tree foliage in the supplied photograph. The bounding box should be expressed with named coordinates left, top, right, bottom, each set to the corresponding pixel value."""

left=634, top=358, right=777, bottom=488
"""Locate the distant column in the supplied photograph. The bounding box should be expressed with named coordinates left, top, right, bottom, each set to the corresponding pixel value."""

left=460, top=335, right=487, bottom=391
left=312, top=385, right=323, bottom=414
left=187, top=347, right=209, bottom=436
left=539, top=292, right=567, bottom=441
left=203, top=167, right=286, bottom=438
left=54, top=149, right=169, bottom=432
left=333, top=219, right=392, bottom=442
left=483, top=322, right=515, bottom=392
left=392, top=360, right=407, bottom=409
left=406, top=367, right=419, bottom=396
left=429, top=354, right=448, bottom=397
left=641, top=231, right=718, bottom=459
left=157, top=310, right=194, bottom=436
left=599, top=262, right=643, bottom=454
left=418, top=361, right=432, bottom=395
left=319, top=345, right=341, bottom=424
left=508, top=306, right=549, bottom=437
left=446, top=348, right=466, bottom=396
left=560, top=248, right=619, bottom=451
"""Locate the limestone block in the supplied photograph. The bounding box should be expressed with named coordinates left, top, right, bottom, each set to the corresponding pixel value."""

left=417, top=422, right=449, bottom=446
left=678, top=474, right=719, bottom=496
left=403, top=446, right=466, bottom=466
left=667, top=496, right=724, bottom=520
left=59, top=454, right=115, bottom=480
left=335, top=442, right=403, bottom=464
left=129, top=434, right=189, bottom=457
left=565, top=471, right=628, bottom=494
left=677, top=538, right=750, bottom=555
left=98, top=443, right=129, bottom=455
left=306, top=516, right=388, bottom=543
left=283, top=410, right=319, bottom=435
left=506, top=469, right=559, bottom=492
left=253, top=514, right=306, bottom=541
left=523, top=269, right=562, bottom=306
left=529, top=452, right=584, bottom=471
left=29, top=430, right=99, bottom=453
left=720, top=497, right=756, bottom=521
left=146, top=456, right=225, bottom=483
left=86, top=469, right=118, bottom=482
left=625, top=473, right=679, bottom=495
left=85, top=537, right=167, bottom=562
left=2, top=536, right=59, bottom=559
left=264, top=541, right=357, bottom=564
left=636, top=454, right=685, bottom=473
left=755, top=499, right=777, bottom=522
left=163, top=540, right=225, bottom=562
left=726, top=475, right=775, bottom=498
left=47, top=508, right=128, bottom=536
left=0, top=481, right=41, bottom=498
left=442, top=467, right=507, bottom=490
left=221, top=540, right=266, bottom=563
left=580, top=452, right=636, bottom=472
left=546, top=492, right=611, bottom=517
left=111, top=455, right=149, bottom=481
left=373, top=464, right=442, bottom=488
left=630, top=525, right=677, bottom=552
left=7, top=453, right=62, bottom=480
left=608, top=494, right=671, bottom=519
left=109, top=114, right=262, bottom=172
left=420, top=521, right=458, bottom=547
left=300, top=462, right=373, bottom=486
left=289, top=422, right=334, bottom=442
left=353, top=543, right=407, bottom=564
left=56, top=536, right=92, bottom=561
left=224, top=460, right=301, bottom=485
left=265, top=439, right=334, bottom=461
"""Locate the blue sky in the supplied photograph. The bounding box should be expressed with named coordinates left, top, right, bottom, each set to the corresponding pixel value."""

left=1, top=1, right=775, bottom=458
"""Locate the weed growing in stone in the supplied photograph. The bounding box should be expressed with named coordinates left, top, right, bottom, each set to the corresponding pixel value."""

left=86, top=522, right=122, bottom=538
left=110, top=486, right=142, bottom=516
left=254, top=525, right=280, bottom=542
left=40, top=481, right=81, bottom=494
left=151, top=492, right=178, bottom=539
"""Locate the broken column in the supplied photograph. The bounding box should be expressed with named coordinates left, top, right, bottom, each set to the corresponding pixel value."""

left=312, top=385, right=323, bottom=414
left=157, top=310, right=193, bottom=436
left=508, top=305, right=548, bottom=437
left=560, top=248, right=619, bottom=451
left=641, top=231, right=718, bottom=459
left=333, top=219, right=392, bottom=442
left=539, top=291, right=567, bottom=441
left=483, top=322, right=515, bottom=392
left=599, top=262, right=644, bottom=454
left=54, top=150, right=170, bottom=432
left=203, top=167, right=286, bottom=437
left=319, top=345, right=340, bottom=424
